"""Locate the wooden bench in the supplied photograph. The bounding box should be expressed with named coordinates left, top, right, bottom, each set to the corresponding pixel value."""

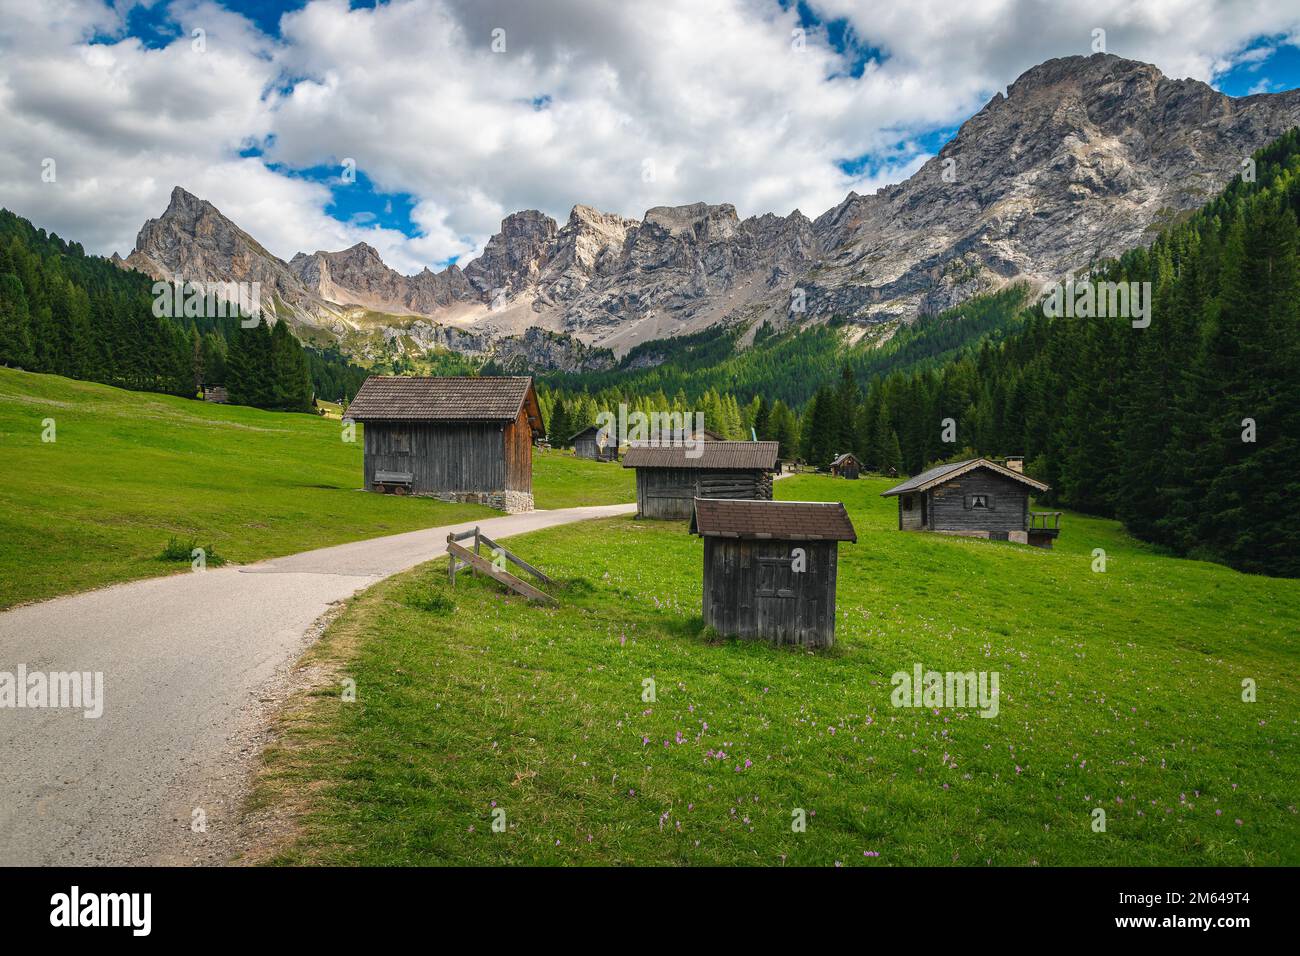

left=374, top=470, right=414, bottom=494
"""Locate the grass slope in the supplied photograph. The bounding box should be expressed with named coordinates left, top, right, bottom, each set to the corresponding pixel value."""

left=254, top=476, right=1300, bottom=866
left=0, top=368, right=633, bottom=609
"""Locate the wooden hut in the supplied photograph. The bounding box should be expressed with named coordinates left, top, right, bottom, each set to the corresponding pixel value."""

left=569, top=425, right=618, bottom=461
left=622, top=441, right=779, bottom=519
left=829, top=452, right=861, bottom=479
left=344, top=376, right=544, bottom=513
left=880, top=457, right=1058, bottom=547
left=690, top=498, right=857, bottom=648
left=202, top=384, right=228, bottom=404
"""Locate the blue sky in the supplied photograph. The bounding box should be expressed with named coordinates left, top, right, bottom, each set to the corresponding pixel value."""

left=4, top=0, right=1300, bottom=273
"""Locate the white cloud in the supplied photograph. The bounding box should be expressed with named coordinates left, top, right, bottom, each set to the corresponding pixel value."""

left=1, top=0, right=1298, bottom=275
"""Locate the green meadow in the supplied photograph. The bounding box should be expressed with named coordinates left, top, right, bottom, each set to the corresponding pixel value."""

left=0, top=368, right=632, bottom=609
left=253, top=476, right=1300, bottom=866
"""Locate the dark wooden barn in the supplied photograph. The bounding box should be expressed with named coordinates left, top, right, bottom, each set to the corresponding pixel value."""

left=691, top=498, right=857, bottom=649
left=829, top=452, right=861, bottom=479
left=569, top=425, right=618, bottom=461
left=344, top=376, right=544, bottom=513
left=881, top=457, right=1059, bottom=548
left=622, top=441, right=779, bottom=519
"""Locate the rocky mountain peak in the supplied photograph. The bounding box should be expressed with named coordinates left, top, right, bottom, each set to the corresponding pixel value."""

left=115, top=54, right=1300, bottom=360
left=643, top=202, right=740, bottom=240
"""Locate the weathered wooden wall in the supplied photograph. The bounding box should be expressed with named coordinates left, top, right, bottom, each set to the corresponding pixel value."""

left=702, top=538, right=839, bottom=648
left=635, top=468, right=773, bottom=519
left=927, top=471, right=1028, bottom=537
left=898, top=492, right=927, bottom=530
left=502, top=406, right=534, bottom=493
left=574, top=436, right=598, bottom=460
left=364, top=421, right=510, bottom=494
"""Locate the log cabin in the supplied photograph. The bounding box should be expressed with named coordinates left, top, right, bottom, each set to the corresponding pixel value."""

left=880, top=457, right=1059, bottom=547
left=691, top=498, right=857, bottom=648
left=829, top=452, right=862, bottom=479
left=344, top=376, right=544, bottom=513
left=568, top=425, right=618, bottom=461
left=622, top=441, right=779, bottom=519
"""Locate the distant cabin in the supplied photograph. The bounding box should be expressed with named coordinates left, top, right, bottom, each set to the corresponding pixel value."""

left=691, top=498, right=857, bottom=649
left=622, top=441, right=779, bottom=519
left=202, top=384, right=228, bottom=404
left=569, top=425, right=618, bottom=461
left=881, top=457, right=1059, bottom=548
left=344, top=376, right=544, bottom=513
left=829, top=452, right=861, bottom=479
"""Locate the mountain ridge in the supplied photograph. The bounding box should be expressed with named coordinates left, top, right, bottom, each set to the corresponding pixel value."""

left=113, top=53, right=1300, bottom=366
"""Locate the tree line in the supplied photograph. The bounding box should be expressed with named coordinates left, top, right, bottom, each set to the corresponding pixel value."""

left=807, top=130, right=1300, bottom=576
left=0, top=208, right=368, bottom=413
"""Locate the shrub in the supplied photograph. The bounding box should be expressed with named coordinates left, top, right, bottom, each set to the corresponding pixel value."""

left=157, top=535, right=226, bottom=566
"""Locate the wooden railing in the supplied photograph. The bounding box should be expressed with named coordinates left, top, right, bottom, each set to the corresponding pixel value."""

left=1029, top=511, right=1063, bottom=531
left=446, top=527, right=555, bottom=604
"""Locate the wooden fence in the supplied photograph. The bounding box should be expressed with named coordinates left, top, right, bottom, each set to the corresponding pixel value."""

left=446, top=527, right=556, bottom=604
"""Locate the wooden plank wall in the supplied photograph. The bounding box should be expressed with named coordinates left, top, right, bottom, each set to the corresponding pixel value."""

left=702, top=538, right=838, bottom=648
left=898, top=493, right=926, bottom=530
left=364, top=421, right=507, bottom=494
left=636, top=468, right=773, bottom=519
left=502, top=406, right=533, bottom=493
left=928, top=471, right=1028, bottom=536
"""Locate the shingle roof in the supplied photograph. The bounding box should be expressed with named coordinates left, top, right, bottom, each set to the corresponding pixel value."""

left=690, top=498, right=857, bottom=542
left=881, top=457, right=1049, bottom=496
left=622, top=441, right=779, bottom=470
left=345, top=376, right=535, bottom=423
left=830, top=453, right=859, bottom=467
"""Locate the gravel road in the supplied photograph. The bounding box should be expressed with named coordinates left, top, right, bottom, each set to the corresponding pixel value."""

left=0, top=503, right=635, bottom=865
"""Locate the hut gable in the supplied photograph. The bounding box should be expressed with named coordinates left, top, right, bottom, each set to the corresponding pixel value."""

left=691, top=498, right=856, bottom=648
left=346, top=376, right=543, bottom=513
left=829, top=452, right=861, bottom=479
left=881, top=457, right=1047, bottom=497
left=880, top=457, right=1056, bottom=546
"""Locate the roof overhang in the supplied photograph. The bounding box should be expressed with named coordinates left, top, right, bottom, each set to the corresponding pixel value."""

left=881, top=458, right=1049, bottom=496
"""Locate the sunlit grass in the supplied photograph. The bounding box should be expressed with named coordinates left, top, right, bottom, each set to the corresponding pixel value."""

left=257, top=476, right=1300, bottom=866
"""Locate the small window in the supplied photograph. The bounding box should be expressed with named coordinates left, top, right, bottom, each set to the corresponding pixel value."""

left=902, top=494, right=913, bottom=512
left=965, top=493, right=995, bottom=511
left=391, top=429, right=411, bottom=454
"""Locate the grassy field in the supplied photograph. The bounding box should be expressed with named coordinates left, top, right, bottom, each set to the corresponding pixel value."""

left=253, top=476, right=1300, bottom=866
left=0, top=369, right=633, bottom=609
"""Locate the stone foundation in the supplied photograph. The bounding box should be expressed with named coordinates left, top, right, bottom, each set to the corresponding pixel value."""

left=426, top=490, right=534, bottom=513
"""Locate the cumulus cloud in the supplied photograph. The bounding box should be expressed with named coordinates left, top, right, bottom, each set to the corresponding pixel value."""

left=0, top=0, right=1297, bottom=275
